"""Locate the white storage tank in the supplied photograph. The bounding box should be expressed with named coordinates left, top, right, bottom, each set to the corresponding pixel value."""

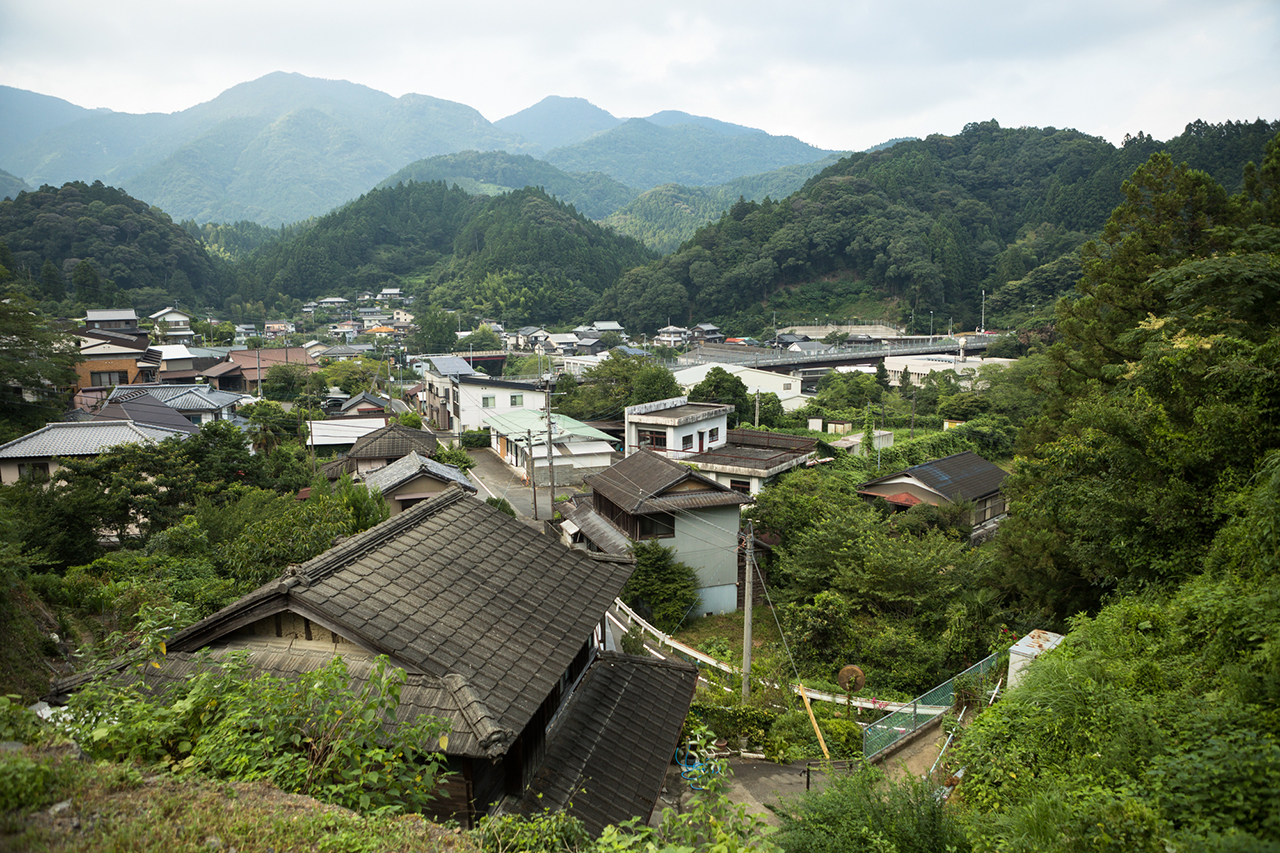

left=1007, top=629, right=1065, bottom=689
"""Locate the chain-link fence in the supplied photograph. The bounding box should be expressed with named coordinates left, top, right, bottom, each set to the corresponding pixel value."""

left=863, top=653, right=1000, bottom=759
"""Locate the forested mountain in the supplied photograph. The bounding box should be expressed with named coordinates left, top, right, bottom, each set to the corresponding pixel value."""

left=0, top=86, right=107, bottom=166
left=591, top=118, right=1279, bottom=334
left=231, top=181, right=656, bottom=327
left=493, top=96, right=623, bottom=152
left=0, top=180, right=222, bottom=308
left=1, top=73, right=533, bottom=227
left=544, top=118, right=837, bottom=189
left=602, top=153, right=846, bottom=254
left=0, top=167, right=28, bottom=201
left=376, top=150, right=639, bottom=220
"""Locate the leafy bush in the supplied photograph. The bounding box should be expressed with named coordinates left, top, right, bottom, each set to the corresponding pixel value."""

left=434, top=444, right=476, bottom=470
left=459, top=429, right=492, bottom=449
left=0, top=694, right=40, bottom=743
left=772, top=765, right=970, bottom=853
left=621, top=541, right=700, bottom=632
left=485, top=496, right=518, bottom=517
left=0, top=752, right=67, bottom=813
left=60, top=654, right=451, bottom=816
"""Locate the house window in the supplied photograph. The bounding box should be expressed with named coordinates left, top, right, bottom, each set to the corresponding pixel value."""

left=729, top=479, right=751, bottom=494
left=482, top=395, right=495, bottom=408
left=186, top=414, right=202, bottom=425
left=708, top=427, right=719, bottom=442
left=510, top=394, right=523, bottom=407
left=90, top=371, right=128, bottom=386
left=637, top=428, right=666, bottom=450
left=783, top=382, right=792, bottom=390
left=682, top=434, right=694, bottom=450
left=638, top=512, right=675, bottom=539
left=18, top=462, right=49, bottom=480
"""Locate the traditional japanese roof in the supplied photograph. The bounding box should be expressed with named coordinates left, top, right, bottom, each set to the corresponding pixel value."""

left=155, top=489, right=631, bottom=742
left=586, top=449, right=750, bottom=515
left=859, top=451, right=1006, bottom=503
left=0, top=420, right=190, bottom=459
left=339, top=391, right=390, bottom=414
left=344, top=422, right=439, bottom=460
left=97, top=390, right=201, bottom=434
left=515, top=653, right=697, bottom=834
left=107, top=384, right=241, bottom=412
left=361, top=451, right=475, bottom=495
left=83, top=309, right=138, bottom=322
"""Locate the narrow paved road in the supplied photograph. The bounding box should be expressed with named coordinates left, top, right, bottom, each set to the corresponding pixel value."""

left=465, top=447, right=554, bottom=520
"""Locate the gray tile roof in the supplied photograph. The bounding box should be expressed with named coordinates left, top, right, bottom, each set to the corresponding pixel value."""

left=98, top=391, right=201, bottom=434
left=515, top=653, right=697, bottom=834
left=860, top=451, right=1007, bottom=502
left=0, top=420, right=190, bottom=459
left=586, top=450, right=750, bottom=515
left=346, top=423, right=439, bottom=460
left=160, top=487, right=634, bottom=743
left=108, top=384, right=240, bottom=411
left=362, top=451, right=476, bottom=495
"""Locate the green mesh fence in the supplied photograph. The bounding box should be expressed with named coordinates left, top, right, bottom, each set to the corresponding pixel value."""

left=863, top=653, right=1000, bottom=759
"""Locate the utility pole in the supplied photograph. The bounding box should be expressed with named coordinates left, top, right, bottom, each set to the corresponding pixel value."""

left=742, top=521, right=754, bottom=702
left=754, top=391, right=760, bottom=427
left=546, top=404, right=556, bottom=516
left=527, top=429, right=538, bottom=521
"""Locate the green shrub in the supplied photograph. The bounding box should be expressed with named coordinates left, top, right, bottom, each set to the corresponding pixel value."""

left=773, top=764, right=970, bottom=853
left=459, top=429, right=491, bottom=449
left=622, top=541, right=699, bottom=632
left=0, top=694, right=40, bottom=744
left=0, top=752, right=64, bottom=813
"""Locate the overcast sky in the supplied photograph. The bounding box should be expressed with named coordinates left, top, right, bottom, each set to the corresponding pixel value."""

left=1, top=0, right=1276, bottom=151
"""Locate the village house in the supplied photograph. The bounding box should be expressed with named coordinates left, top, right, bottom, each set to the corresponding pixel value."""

left=0, top=420, right=191, bottom=485
left=420, top=357, right=546, bottom=433
left=682, top=428, right=819, bottom=495
left=105, top=383, right=242, bottom=426
left=147, top=307, right=195, bottom=344
left=582, top=449, right=750, bottom=613
left=857, top=450, right=1009, bottom=542
left=623, top=396, right=732, bottom=459
left=485, top=410, right=616, bottom=486
left=48, top=488, right=697, bottom=833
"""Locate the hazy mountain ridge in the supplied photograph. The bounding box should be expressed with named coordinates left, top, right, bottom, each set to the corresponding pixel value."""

left=0, top=75, right=837, bottom=228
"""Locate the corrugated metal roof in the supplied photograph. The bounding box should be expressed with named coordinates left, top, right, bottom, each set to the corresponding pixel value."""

left=560, top=501, right=633, bottom=555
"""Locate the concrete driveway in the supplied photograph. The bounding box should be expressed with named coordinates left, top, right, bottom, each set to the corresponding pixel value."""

left=466, top=447, right=554, bottom=520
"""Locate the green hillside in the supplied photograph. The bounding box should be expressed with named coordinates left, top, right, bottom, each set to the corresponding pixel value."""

left=603, top=153, right=846, bottom=254
left=0, top=167, right=28, bottom=201
left=544, top=118, right=834, bottom=189
left=233, top=181, right=657, bottom=327
left=493, top=95, right=622, bottom=152
left=0, top=180, right=222, bottom=308
left=377, top=150, right=639, bottom=220
left=590, top=119, right=1279, bottom=334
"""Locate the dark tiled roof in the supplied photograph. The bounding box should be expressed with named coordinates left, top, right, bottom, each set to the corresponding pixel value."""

left=346, top=423, right=438, bottom=459
left=164, top=487, right=635, bottom=740
left=54, top=646, right=508, bottom=758
left=515, top=653, right=697, bottom=834
left=586, top=450, right=750, bottom=515
left=362, top=451, right=475, bottom=495
left=861, top=451, right=1006, bottom=502
left=98, top=391, right=201, bottom=433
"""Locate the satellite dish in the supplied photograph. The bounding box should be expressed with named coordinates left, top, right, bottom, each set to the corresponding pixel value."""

left=837, top=665, right=866, bottom=692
